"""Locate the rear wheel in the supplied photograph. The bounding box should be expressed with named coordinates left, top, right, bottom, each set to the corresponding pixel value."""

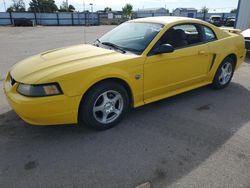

left=79, top=81, right=129, bottom=130
left=212, top=57, right=235, bottom=89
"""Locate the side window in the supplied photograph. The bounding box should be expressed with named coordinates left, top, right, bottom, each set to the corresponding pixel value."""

left=158, top=24, right=203, bottom=49
left=203, top=26, right=217, bottom=41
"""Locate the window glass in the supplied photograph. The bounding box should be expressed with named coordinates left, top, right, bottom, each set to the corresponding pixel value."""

left=99, top=22, right=163, bottom=54
left=158, top=24, right=202, bottom=49
left=204, top=26, right=216, bottom=41
left=174, top=24, right=198, bottom=33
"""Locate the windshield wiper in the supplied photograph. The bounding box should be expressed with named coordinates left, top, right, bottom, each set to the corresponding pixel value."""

left=96, top=39, right=101, bottom=43
left=101, top=42, right=126, bottom=54
left=93, top=39, right=101, bottom=47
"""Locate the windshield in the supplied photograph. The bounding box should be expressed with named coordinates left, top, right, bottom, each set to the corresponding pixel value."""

left=98, top=22, right=163, bottom=54
left=211, top=17, right=221, bottom=21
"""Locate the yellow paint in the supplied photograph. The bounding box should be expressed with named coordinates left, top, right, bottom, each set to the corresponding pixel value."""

left=4, top=17, right=246, bottom=126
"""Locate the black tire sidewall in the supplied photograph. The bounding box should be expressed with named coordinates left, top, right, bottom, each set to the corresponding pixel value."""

left=79, top=81, right=129, bottom=130
left=212, top=57, right=235, bottom=89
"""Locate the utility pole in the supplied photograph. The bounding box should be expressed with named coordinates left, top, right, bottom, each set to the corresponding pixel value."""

left=83, top=0, right=85, bottom=12
left=66, top=0, right=68, bottom=9
left=3, top=0, right=6, bottom=12
left=90, top=3, right=93, bottom=25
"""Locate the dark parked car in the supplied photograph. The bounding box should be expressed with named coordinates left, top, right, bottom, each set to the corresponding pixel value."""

left=13, top=18, right=34, bottom=26
left=224, top=17, right=236, bottom=27
left=209, top=15, right=223, bottom=27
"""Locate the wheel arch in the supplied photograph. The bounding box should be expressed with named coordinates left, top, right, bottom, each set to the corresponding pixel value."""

left=215, top=53, right=237, bottom=71
left=88, top=77, right=134, bottom=106
left=226, top=53, right=237, bottom=66
left=77, top=77, right=134, bottom=122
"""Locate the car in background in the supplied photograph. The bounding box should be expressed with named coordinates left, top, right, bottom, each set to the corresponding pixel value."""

left=224, top=17, right=236, bottom=27
left=13, top=18, right=34, bottom=26
left=209, top=15, right=223, bottom=27
left=242, top=29, right=250, bottom=51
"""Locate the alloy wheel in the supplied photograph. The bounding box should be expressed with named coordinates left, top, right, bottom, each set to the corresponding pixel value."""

left=93, top=90, right=124, bottom=124
left=218, top=62, right=233, bottom=85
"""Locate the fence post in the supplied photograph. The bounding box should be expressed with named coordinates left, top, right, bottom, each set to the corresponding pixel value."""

left=85, top=12, right=87, bottom=26
left=78, top=12, right=80, bottom=25
left=9, top=12, right=13, bottom=25
left=34, top=11, right=37, bottom=25
left=203, top=13, right=206, bottom=21
left=56, top=12, right=59, bottom=25
left=71, top=12, right=74, bottom=25
left=97, top=13, right=100, bottom=25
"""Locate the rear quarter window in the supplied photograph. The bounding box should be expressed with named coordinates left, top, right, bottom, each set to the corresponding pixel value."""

left=203, top=26, right=217, bottom=42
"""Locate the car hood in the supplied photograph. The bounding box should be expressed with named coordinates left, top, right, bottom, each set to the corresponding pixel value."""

left=10, top=44, right=136, bottom=84
left=242, top=29, right=250, bottom=38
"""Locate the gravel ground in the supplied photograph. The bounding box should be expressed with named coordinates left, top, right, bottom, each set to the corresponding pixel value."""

left=0, top=26, right=250, bottom=188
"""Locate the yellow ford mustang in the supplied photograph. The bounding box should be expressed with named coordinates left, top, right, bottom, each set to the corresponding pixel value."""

left=4, top=17, right=246, bottom=130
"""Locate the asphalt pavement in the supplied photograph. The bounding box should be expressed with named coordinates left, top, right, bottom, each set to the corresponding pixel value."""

left=0, top=26, right=250, bottom=188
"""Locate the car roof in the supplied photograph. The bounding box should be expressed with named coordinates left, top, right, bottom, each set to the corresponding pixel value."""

left=210, top=15, right=222, bottom=18
left=128, top=16, right=204, bottom=26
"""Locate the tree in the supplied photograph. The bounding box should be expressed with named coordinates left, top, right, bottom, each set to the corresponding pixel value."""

left=200, top=6, right=209, bottom=14
left=59, top=1, right=68, bottom=12
left=104, top=7, right=112, bottom=13
left=230, top=8, right=237, bottom=13
left=122, top=3, right=133, bottom=19
left=59, top=1, right=75, bottom=12
left=7, top=0, right=26, bottom=12
left=28, top=0, right=58, bottom=13
left=7, top=7, right=14, bottom=12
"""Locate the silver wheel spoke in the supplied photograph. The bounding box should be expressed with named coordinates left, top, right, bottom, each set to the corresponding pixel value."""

left=94, top=105, right=104, bottom=113
left=101, top=112, right=108, bottom=123
left=102, top=92, right=110, bottom=104
left=113, top=109, right=121, bottom=115
left=111, top=94, right=121, bottom=104
left=219, top=62, right=233, bottom=85
left=93, top=90, right=124, bottom=125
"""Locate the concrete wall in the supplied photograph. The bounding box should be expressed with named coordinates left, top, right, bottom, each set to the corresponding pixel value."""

left=0, top=12, right=99, bottom=26
left=236, top=0, right=250, bottom=30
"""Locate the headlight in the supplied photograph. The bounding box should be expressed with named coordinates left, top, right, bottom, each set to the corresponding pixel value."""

left=17, top=83, right=63, bottom=97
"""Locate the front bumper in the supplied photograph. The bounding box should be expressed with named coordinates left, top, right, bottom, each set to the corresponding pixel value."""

left=3, top=78, right=81, bottom=126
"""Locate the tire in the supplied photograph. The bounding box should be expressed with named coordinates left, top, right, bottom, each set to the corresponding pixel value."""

left=212, top=57, right=235, bottom=89
left=79, top=81, right=129, bottom=130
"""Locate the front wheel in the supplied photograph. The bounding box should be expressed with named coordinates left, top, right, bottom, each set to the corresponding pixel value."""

left=212, top=57, right=235, bottom=89
left=79, top=81, right=129, bottom=130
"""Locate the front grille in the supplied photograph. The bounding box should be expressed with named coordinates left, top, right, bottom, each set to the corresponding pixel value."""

left=245, top=37, right=250, bottom=41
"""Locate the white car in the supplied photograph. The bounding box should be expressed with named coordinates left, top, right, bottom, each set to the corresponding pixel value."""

left=242, top=29, right=250, bottom=51
left=209, top=15, right=223, bottom=27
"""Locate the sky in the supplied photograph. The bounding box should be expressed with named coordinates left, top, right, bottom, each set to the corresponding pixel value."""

left=0, top=0, right=239, bottom=13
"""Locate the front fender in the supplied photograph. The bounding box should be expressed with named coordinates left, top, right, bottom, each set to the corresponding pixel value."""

left=58, top=60, right=144, bottom=108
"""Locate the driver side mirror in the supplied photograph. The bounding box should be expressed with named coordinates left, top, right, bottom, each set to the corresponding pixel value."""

left=153, top=44, right=174, bottom=55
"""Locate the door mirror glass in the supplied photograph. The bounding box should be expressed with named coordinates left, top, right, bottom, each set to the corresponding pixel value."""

left=153, top=44, right=174, bottom=55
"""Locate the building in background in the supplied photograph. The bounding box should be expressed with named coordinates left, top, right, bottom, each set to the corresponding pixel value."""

left=173, top=8, right=197, bottom=18
left=235, top=0, right=250, bottom=30
left=136, top=8, right=169, bottom=18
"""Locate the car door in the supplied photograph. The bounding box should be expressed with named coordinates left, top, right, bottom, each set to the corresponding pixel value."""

left=144, top=23, right=212, bottom=103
